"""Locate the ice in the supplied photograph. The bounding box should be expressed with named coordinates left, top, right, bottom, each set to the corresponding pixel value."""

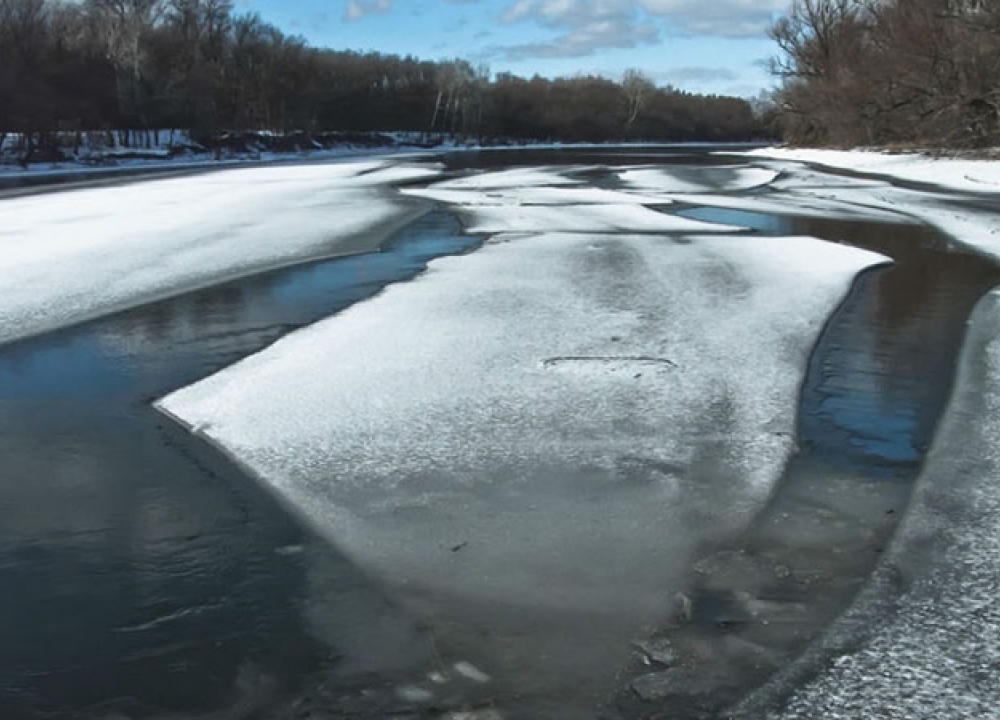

left=656, top=191, right=908, bottom=223
left=458, top=203, right=743, bottom=233
left=745, top=147, right=1000, bottom=193
left=0, top=159, right=438, bottom=345
left=735, top=289, right=1000, bottom=720
left=403, top=185, right=672, bottom=207
left=619, top=165, right=780, bottom=194
left=404, top=166, right=739, bottom=233
left=157, top=229, right=884, bottom=702
left=427, top=166, right=582, bottom=190
left=736, top=157, right=1000, bottom=261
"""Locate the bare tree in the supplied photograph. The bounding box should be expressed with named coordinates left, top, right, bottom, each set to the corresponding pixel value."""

left=622, top=68, right=654, bottom=136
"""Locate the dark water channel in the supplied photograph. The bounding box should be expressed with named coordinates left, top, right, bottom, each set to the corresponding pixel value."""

left=1, top=152, right=998, bottom=720
left=0, top=214, right=480, bottom=719
left=616, top=206, right=1000, bottom=718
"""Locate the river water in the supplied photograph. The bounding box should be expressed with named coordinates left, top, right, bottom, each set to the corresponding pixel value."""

left=0, top=149, right=996, bottom=719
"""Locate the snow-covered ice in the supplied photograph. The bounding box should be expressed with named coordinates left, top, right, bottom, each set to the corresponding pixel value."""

left=158, top=229, right=884, bottom=703
left=655, top=191, right=908, bottom=223
left=404, top=185, right=671, bottom=207
left=735, top=288, right=1000, bottom=720
left=619, top=165, right=780, bottom=194
left=405, top=166, right=743, bottom=233
left=457, top=203, right=743, bottom=234
left=746, top=147, right=1000, bottom=194
left=425, top=166, right=582, bottom=190
left=0, top=159, right=438, bottom=345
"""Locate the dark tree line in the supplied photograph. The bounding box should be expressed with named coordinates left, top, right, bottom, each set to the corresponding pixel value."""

left=770, top=0, right=1000, bottom=147
left=0, top=0, right=769, bottom=160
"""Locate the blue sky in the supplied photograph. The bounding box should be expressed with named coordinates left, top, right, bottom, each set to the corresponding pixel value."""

left=233, top=0, right=787, bottom=97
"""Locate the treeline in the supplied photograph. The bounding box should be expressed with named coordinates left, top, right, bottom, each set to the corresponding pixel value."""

left=770, top=0, right=1000, bottom=147
left=0, top=0, right=768, bottom=159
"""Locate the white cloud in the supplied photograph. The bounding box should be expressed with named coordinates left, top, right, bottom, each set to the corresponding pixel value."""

left=639, top=0, right=788, bottom=37
left=486, top=0, right=788, bottom=54
left=494, top=0, right=660, bottom=58
left=344, top=0, right=393, bottom=22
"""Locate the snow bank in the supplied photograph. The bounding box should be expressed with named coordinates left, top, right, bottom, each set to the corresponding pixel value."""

left=0, top=159, right=437, bottom=345
left=158, top=230, right=884, bottom=693
left=742, top=288, right=1000, bottom=720
left=746, top=147, right=1000, bottom=194
left=619, top=165, right=780, bottom=194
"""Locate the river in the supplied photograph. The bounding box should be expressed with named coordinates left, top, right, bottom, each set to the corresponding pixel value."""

left=0, top=148, right=995, bottom=719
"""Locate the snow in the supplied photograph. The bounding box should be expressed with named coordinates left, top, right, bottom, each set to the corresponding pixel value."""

left=157, top=228, right=885, bottom=701
left=458, top=203, right=743, bottom=233
left=707, top=149, right=1000, bottom=262
left=428, top=167, right=582, bottom=190
left=0, top=159, right=438, bottom=346
left=737, top=289, right=1000, bottom=720
left=405, top=166, right=742, bottom=233
left=619, top=165, right=780, bottom=194
left=746, top=147, right=1000, bottom=194
left=657, top=191, right=908, bottom=223
left=403, top=185, right=671, bottom=207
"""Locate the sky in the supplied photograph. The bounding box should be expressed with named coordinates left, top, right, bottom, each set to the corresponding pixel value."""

left=233, top=0, right=788, bottom=98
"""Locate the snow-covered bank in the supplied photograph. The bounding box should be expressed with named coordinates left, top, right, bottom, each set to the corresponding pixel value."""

left=0, top=159, right=439, bottom=346
left=0, top=130, right=464, bottom=185
left=734, top=288, right=1000, bottom=720
left=157, top=225, right=885, bottom=708
left=745, top=147, right=1000, bottom=194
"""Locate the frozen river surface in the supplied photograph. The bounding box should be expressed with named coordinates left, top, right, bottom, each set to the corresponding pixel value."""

left=2, top=148, right=999, bottom=719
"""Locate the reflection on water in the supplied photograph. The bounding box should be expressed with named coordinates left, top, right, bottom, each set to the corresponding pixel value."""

left=0, top=213, right=479, bottom=719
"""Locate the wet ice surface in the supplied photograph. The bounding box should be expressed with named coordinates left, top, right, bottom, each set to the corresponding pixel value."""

left=0, top=159, right=438, bottom=345
left=159, top=224, right=883, bottom=716
left=735, top=291, right=1000, bottom=720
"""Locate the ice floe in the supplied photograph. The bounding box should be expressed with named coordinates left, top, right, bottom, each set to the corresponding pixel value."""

left=663, top=191, right=909, bottom=223
left=0, top=159, right=437, bottom=345
left=158, top=229, right=885, bottom=706
left=458, top=203, right=743, bottom=233
left=619, top=165, right=780, bottom=194
left=403, top=185, right=671, bottom=207
left=404, top=166, right=740, bottom=233
left=735, top=157, right=1000, bottom=261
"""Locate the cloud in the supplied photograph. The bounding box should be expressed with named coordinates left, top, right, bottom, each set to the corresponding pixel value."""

left=484, top=0, right=787, bottom=60
left=493, top=1, right=661, bottom=59
left=639, top=0, right=788, bottom=37
left=344, top=0, right=392, bottom=22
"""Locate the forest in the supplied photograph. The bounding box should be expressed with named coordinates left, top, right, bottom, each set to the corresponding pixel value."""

left=0, top=0, right=768, bottom=161
left=771, top=0, right=1000, bottom=148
